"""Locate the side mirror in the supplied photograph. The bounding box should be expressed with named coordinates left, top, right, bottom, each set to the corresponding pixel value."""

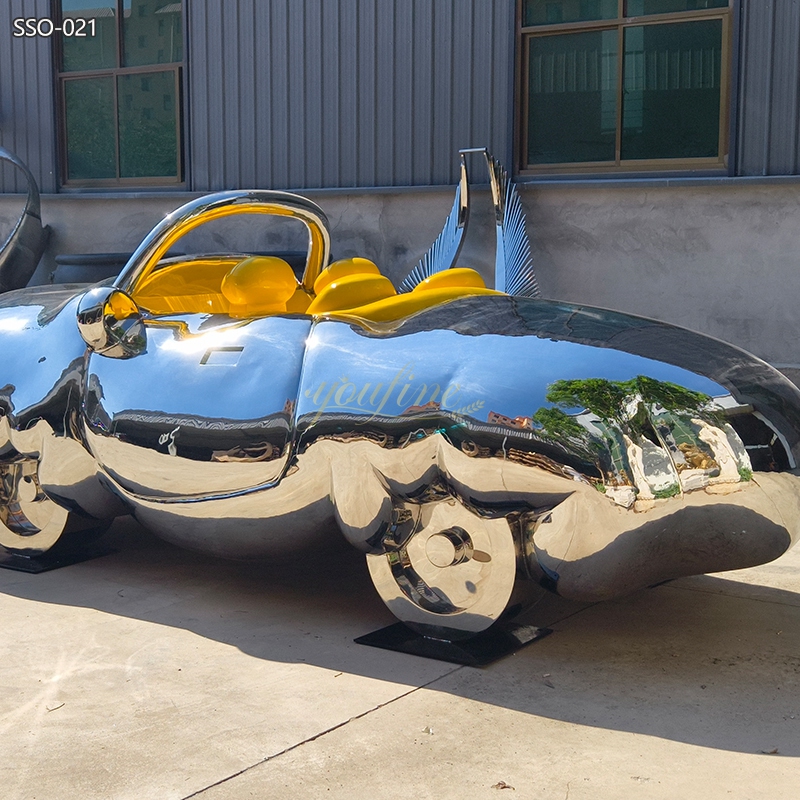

left=77, top=287, right=146, bottom=358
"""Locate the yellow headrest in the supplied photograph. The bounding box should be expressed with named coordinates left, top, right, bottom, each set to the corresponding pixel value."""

left=314, top=257, right=380, bottom=294
left=412, top=268, right=486, bottom=292
left=221, top=256, right=297, bottom=308
left=307, top=273, right=396, bottom=315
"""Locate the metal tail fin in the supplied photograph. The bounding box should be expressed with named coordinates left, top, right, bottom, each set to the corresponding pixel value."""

left=484, top=151, right=540, bottom=298
left=398, top=153, right=470, bottom=293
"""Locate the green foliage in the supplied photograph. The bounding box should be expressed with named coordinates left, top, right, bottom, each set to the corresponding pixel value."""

left=738, top=466, right=753, bottom=482
left=633, top=375, right=711, bottom=413
left=531, top=406, right=587, bottom=440
left=545, top=378, right=628, bottom=423
left=653, top=483, right=682, bottom=499
left=545, top=375, right=712, bottom=424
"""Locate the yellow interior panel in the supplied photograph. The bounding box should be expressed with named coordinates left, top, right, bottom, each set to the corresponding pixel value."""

left=329, top=285, right=501, bottom=323
left=412, top=268, right=486, bottom=292
left=314, top=257, right=380, bottom=294
left=306, top=273, right=397, bottom=315
left=133, top=257, right=237, bottom=315
left=132, top=252, right=497, bottom=323
left=221, top=256, right=298, bottom=317
left=285, top=287, right=313, bottom=313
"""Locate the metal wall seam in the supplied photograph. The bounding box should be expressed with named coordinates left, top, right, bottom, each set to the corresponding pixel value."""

left=270, top=0, right=290, bottom=189
left=737, top=0, right=800, bottom=177
left=0, top=0, right=17, bottom=192
left=321, top=0, right=341, bottom=188
left=761, top=0, right=776, bottom=174
left=431, top=0, right=453, bottom=185
left=768, top=0, right=800, bottom=174
left=375, top=0, right=395, bottom=187
left=0, top=0, right=57, bottom=193
left=303, top=0, right=323, bottom=189
left=411, top=0, right=434, bottom=185
left=393, top=0, right=414, bottom=185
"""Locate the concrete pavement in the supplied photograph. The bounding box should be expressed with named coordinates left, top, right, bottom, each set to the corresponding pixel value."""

left=1, top=516, right=798, bottom=799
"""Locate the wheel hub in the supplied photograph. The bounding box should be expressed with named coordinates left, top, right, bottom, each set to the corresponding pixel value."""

left=425, top=527, right=473, bottom=568
left=366, top=498, right=518, bottom=640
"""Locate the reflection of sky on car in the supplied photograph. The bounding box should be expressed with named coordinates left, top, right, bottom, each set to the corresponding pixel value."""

left=0, top=306, right=40, bottom=333
left=83, top=313, right=727, bottom=425
left=91, top=316, right=310, bottom=421
left=0, top=297, right=93, bottom=417
left=299, top=324, right=727, bottom=422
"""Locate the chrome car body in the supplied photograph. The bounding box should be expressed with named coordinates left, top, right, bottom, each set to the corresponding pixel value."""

left=2, top=151, right=799, bottom=641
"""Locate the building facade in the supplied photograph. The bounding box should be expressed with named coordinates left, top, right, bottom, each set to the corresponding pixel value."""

left=1, top=1, right=799, bottom=372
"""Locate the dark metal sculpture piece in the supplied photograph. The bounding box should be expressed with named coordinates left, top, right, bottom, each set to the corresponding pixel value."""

left=0, top=146, right=48, bottom=293
left=1, top=155, right=798, bottom=644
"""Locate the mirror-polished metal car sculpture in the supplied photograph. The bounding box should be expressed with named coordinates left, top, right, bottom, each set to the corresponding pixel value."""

left=2, top=149, right=799, bottom=641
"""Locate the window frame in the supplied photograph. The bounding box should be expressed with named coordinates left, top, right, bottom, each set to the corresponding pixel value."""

left=53, top=0, right=186, bottom=189
left=515, top=1, right=734, bottom=176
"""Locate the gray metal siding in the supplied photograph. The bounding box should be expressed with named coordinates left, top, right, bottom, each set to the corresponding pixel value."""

left=0, top=0, right=57, bottom=193
left=737, top=0, right=800, bottom=176
left=188, top=0, right=515, bottom=190
left=7, top=0, right=800, bottom=191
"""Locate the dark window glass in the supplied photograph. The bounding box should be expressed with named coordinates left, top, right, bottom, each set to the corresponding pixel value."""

left=621, top=19, right=722, bottom=160
left=61, top=3, right=116, bottom=71
left=523, top=0, right=618, bottom=26
left=64, top=78, right=116, bottom=179
left=122, top=0, right=182, bottom=67
left=527, top=30, right=618, bottom=163
left=625, top=1, right=728, bottom=15
left=118, top=71, right=178, bottom=178
left=58, top=0, right=182, bottom=183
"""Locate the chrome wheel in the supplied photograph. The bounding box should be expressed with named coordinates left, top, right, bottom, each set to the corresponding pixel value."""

left=0, top=457, right=101, bottom=555
left=366, top=497, right=518, bottom=640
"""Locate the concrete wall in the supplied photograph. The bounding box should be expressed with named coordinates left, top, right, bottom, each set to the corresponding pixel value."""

left=522, top=180, right=800, bottom=368
left=1, top=179, right=798, bottom=368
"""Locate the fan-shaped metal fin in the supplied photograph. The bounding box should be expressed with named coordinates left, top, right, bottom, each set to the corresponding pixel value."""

left=482, top=150, right=540, bottom=298
left=398, top=153, right=470, bottom=293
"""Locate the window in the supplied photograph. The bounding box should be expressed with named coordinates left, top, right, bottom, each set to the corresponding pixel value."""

left=518, top=1, right=732, bottom=174
left=56, top=1, right=184, bottom=186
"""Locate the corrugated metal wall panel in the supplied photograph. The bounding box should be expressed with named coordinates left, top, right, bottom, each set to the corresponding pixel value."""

left=0, top=0, right=57, bottom=193
left=4, top=0, right=800, bottom=192
left=767, top=0, right=800, bottom=174
left=737, top=0, right=800, bottom=176
left=188, top=0, right=515, bottom=190
left=410, top=0, right=434, bottom=184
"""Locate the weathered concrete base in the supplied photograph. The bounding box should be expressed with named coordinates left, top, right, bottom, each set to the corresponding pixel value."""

left=1, top=516, right=798, bottom=799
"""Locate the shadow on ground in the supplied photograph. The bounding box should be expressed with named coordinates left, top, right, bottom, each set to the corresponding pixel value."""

left=2, top=515, right=798, bottom=758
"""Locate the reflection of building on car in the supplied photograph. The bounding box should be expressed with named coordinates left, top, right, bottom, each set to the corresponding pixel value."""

left=2, top=150, right=800, bottom=644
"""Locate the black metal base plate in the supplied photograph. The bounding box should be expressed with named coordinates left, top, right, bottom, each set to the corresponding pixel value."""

left=355, top=621, right=552, bottom=666
left=0, top=546, right=115, bottom=574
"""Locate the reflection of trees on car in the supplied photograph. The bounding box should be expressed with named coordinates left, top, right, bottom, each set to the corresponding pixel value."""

left=529, top=376, right=752, bottom=503
left=544, top=376, right=711, bottom=426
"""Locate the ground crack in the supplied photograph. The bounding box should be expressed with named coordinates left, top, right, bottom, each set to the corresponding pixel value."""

left=180, top=665, right=464, bottom=799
